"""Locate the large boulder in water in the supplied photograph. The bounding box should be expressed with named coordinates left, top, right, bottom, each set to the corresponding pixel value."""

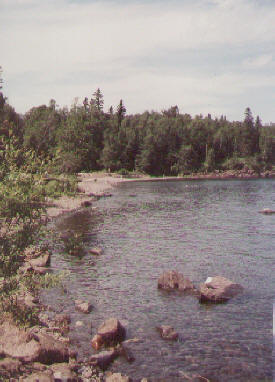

left=158, top=270, right=195, bottom=291
left=199, top=276, right=243, bottom=303
left=91, top=318, right=126, bottom=350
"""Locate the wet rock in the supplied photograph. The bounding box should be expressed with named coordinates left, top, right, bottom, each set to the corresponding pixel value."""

left=91, top=318, right=126, bottom=349
left=89, top=349, right=117, bottom=369
left=50, top=363, right=77, bottom=381
left=156, top=325, right=179, bottom=341
left=89, top=247, right=103, bottom=255
left=199, top=276, right=243, bottom=303
left=75, top=320, right=84, bottom=327
left=158, top=270, right=195, bottom=291
left=75, top=299, right=93, bottom=314
left=105, top=372, right=131, bottom=382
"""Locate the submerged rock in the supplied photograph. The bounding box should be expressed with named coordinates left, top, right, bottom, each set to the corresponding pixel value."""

left=156, top=325, right=179, bottom=341
left=199, top=276, right=243, bottom=303
left=158, top=270, right=195, bottom=291
left=89, top=349, right=117, bottom=369
left=91, top=318, right=126, bottom=350
left=75, top=300, right=93, bottom=314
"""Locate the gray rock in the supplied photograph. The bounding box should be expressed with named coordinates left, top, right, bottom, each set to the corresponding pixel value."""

left=199, top=276, right=243, bottom=303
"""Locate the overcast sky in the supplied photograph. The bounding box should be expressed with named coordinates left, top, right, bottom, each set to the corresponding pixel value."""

left=1, top=0, right=275, bottom=122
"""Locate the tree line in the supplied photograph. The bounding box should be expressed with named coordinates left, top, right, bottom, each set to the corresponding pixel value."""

left=0, top=77, right=274, bottom=176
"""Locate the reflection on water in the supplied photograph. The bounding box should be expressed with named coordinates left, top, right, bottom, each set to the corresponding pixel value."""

left=42, top=179, right=275, bottom=382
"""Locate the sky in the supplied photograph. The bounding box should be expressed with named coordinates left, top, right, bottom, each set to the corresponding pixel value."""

left=1, top=0, right=275, bottom=122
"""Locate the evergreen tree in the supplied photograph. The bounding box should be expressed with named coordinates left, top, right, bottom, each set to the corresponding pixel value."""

left=92, top=88, right=104, bottom=112
left=117, top=99, right=126, bottom=127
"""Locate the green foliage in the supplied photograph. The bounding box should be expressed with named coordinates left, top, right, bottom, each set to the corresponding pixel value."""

left=22, top=271, right=69, bottom=294
left=1, top=294, right=40, bottom=327
left=61, top=231, right=85, bottom=256
left=40, top=176, right=77, bottom=198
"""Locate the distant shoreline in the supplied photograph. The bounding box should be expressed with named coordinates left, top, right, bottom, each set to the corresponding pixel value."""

left=46, top=170, right=274, bottom=219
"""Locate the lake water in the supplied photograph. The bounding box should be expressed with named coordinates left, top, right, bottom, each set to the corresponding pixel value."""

left=42, top=179, right=275, bottom=381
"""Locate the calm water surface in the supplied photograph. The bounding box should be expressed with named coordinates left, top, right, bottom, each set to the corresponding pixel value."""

left=42, top=179, right=275, bottom=381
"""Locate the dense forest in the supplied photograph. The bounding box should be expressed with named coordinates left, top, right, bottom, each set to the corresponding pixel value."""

left=0, top=69, right=274, bottom=177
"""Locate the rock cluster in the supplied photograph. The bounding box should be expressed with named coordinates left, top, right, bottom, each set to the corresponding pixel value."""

left=19, top=246, right=51, bottom=275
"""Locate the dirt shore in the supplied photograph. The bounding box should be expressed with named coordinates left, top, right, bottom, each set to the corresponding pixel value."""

left=46, top=173, right=131, bottom=218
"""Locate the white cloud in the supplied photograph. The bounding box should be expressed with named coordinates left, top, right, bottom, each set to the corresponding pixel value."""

left=243, top=54, right=273, bottom=69
left=1, top=0, right=275, bottom=121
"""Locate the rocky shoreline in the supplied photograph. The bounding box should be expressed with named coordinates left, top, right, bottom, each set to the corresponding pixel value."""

left=1, top=171, right=273, bottom=381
